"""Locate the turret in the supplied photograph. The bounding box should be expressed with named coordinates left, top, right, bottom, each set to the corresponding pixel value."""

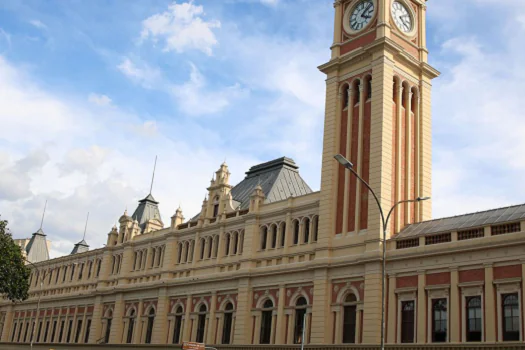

left=107, top=225, right=118, bottom=247
left=171, top=206, right=184, bottom=229
left=249, top=184, right=265, bottom=212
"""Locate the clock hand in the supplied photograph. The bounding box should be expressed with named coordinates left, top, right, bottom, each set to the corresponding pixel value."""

left=361, top=3, right=372, bottom=18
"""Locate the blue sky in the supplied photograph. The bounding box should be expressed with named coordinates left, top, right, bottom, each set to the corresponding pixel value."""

left=1, top=0, right=524, bottom=257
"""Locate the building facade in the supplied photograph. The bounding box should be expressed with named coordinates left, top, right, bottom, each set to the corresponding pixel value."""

left=1, top=0, right=525, bottom=346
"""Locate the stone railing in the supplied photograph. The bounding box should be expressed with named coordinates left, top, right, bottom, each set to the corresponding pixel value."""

left=1, top=343, right=525, bottom=350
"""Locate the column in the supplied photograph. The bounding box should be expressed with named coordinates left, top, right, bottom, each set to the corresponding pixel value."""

left=362, top=263, right=382, bottom=343
left=206, top=292, right=217, bottom=344
left=252, top=314, right=260, bottom=344
left=405, top=90, right=413, bottom=223
left=414, top=93, right=421, bottom=221
left=333, top=309, right=341, bottom=344
left=331, top=0, right=343, bottom=58
left=275, top=285, right=286, bottom=343
left=233, top=278, right=251, bottom=344
left=79, top=308, right=87, bottom=343
left=1, top=306, right=13, bottom=342
left=416, top=272, right=425, bottom=343
left=484, top=263, right=496, bottom=342
left=342, top=88, right=354, bottom=236
left=133, top=300, right=144, bottom=344
left=283, top=212, right=292, bottom=253
left=355, top=306, right=363, bottom=344
left=152, top=288, right=169, bottom=344
left=310, top=268, right=330, bottom=344
left=450, top=268, right=459, bottom=343
left=109, top=294, right=124, bottom=344
left=182, top=296, right=192, bottom=342
left=216, top=227, right=225, bottom=264
left=386, top=275, right=396, bottom=343
left=161, top=237, right=177, bottom=278
left=394, top=84, right=404, bottom=232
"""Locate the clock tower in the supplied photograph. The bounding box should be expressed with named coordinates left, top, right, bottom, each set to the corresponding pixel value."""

left=314, top=0, right=439, bottom=343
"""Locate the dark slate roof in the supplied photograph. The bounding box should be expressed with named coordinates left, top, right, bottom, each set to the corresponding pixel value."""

left=230, top=157, right=313, bottom=209
left=26, top=229, right=50, bottom=263
left=396, top=203, right=525, bottom=239
left=70, top=239, right=89, bottom=255
left=132, top=193, right=162, bottom=231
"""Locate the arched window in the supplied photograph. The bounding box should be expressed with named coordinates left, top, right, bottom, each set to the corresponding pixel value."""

left=142, top=249, right=148, bottom=269
left=343, top=293, right=357, bottom=343
left=466, top=296, right=481, bottom=342
left=96, top=259, right=102, bottom=277
left=225, top=234, right=231, bottom=256
left=87, top=261, right=93, bottom=279
left=401, top=300, right=415, bottom=343
left=177, top=243, right=183, bottom=264
left=354, top=80, right=361, bottom=105
left=271, top=225, right=277, bottom=248
left=432, top=299, right=447, bottom=342
left=260, top=226, right=268, bottom=250
left=312, top=216, right=319, bottom=242
left=260, top=300, right=273, bottom=344
left=145, top=308, right=155, bottom=344
left=343, top=84, right=350, bottom=108
left=212, top=236, right=219, bottom=258
left=366, top=76, right=372, bottom=100
left=150, top=249, right=156, bottom=268
left=196, top=304, right=207, bottom=343
left=232, top=232, right=238, bottom=255
left=213, top=196, right=220, bottom=218
left=184, top=242, right=190, bottom=263
left=280, top=223, right=286, bottom=247
left=502, top=293, right=520, bottom=341
left=303, top=218, right=310, bottom=244
left=157, top=246, right=163, bottom=266
left=104, top=310, right=113, bottom=344
left=293, top=297, right=307, bottom=344
left=172, top=306, right=184, bottom=344
left=238, top=231, right=244, bottom=255
left=126, top=309, right=136, bottom=344
left=188, top=241, right=195, bottom=262
left=206, top=237, right=212, bottom=259
left=293, top=220, right=300, bottom=245
left=111, top=256, right=117, bottom=274
left=222, top=302, right=234, bottom=344
left=200, top=238, right=206, bottom=260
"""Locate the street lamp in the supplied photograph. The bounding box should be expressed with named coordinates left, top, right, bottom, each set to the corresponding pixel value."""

left=334, top=154, right=429, bottom=350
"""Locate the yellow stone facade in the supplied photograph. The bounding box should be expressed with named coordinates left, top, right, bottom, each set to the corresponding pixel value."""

left=1, top=0, right=525, bottom=347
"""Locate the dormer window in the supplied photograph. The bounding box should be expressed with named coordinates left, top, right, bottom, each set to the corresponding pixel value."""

left=213, top=196, right=219, bottom=218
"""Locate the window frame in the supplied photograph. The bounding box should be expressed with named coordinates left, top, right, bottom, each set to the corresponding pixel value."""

left=495, top=282, right=522, bottom=342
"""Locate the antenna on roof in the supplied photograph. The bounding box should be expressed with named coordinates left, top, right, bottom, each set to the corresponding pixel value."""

left=149, top=155, right=158, bottom=195
left=39, top=199, right=48, bottom=230
left=82, top=212, right=90, bottom=241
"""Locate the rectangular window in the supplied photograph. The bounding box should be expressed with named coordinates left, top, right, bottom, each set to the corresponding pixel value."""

left=11, top=322, right=17, bottom=342
left=432, top=298, right=447, bottom=342
left=50, top=320, right=57, bottom=342
left=75, top=319, right=82, bottom=343
left=401, top=300, right=415, bottom=343
left=466, top=296, right=482, bottom=342
left=44, top=321, right=49, bottom=342
left=58, top=320, right=65, bottom=342
left=84, top=319, right=91, bottom=343
left=37, top=321, right=43, bottom=342
left=66, top=320, right=73, bottom=343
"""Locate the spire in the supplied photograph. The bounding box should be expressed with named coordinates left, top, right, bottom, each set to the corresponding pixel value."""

left=149, top=155, right=158, bottom=195
left=39, top=199, right=47, bottom=231
left=71, top=212, right=90, bottom=254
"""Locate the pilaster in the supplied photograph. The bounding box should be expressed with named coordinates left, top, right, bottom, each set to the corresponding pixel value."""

left=152, top=288, right=169, bottom=344
left=310, top=268, right=330, bottom=344
left=88, top=296, right=103, bottom=343
left=484, top=264, right=496, bottom=342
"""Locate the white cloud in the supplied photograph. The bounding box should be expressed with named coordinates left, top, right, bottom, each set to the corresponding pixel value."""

left=88, top=93, right=112, bottom=106
left=29, top=19, right=47, bottom=30
left=260, top=0, right=279, bottom=6
left=0, top=55, right=258, bottom=258
left=140, top=1, right=221, bottom=56
left=117, top=57, right=163, bottom=89
left=172, top=63, right=248, bottom=115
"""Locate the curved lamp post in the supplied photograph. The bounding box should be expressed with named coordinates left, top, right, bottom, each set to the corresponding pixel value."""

left=334, top=154, right=429, bottom=350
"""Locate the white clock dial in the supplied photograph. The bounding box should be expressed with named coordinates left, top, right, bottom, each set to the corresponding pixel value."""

left=349, top=0, right=375, bottom=32
left=391, top=1, right=413, bottom=33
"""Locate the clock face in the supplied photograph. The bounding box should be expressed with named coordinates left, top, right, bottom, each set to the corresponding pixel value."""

left=349, top=0, right=375, bottom=32
left=391, top=1, right=413, bottom=33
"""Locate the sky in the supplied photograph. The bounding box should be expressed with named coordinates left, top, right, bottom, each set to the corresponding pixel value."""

left=0, top=0, right=525, bottom=258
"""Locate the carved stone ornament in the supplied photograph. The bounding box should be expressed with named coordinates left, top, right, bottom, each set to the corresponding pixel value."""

left=254, top=293, right=259, bottom=300
left=287, top=290, right=292, bottom=297
left=334, top=285, right=340, bottom=292
left=359, top=283, right=364, bottom=290
left=309, top=288, right=313, bottom=295
left=218, top=297, right=222, bottom=302
left=298, top=286, right=302, bottom=292
left=264, top=289, right=269, bottom=296
left=193, top=299, right=197, bottom=304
